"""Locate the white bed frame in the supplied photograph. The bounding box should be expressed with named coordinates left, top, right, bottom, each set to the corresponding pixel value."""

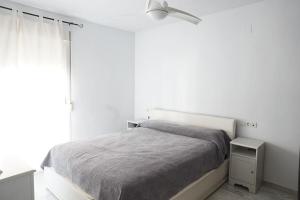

left=44, top=109, right=236, bottom=200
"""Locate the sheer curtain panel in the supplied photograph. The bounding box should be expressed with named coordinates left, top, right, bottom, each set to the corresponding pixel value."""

left=0, top=10, right=70, bottom=168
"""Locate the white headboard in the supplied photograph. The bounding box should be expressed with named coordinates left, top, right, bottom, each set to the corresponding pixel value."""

left=148, top=109, right=236, bottom=139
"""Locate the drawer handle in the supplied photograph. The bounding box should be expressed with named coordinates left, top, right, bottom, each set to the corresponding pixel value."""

left=251, top=171, right=254, bottom=174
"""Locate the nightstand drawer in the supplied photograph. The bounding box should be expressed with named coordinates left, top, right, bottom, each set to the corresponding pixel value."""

left=230, top=155, right=256, bottom=184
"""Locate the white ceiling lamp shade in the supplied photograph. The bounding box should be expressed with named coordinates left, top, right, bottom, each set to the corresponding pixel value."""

left=145, top=0, right=201, bottom=25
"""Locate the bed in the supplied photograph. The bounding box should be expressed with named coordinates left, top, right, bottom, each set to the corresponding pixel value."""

left=42, top=109, right=236, bottom=200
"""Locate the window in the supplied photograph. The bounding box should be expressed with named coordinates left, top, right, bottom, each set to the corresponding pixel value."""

left=0, top=11, right=70, bottom=168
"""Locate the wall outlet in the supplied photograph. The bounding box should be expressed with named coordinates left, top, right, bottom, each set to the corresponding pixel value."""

left=238, top=121, right=258, bottom=128
left=245, top=121, right=258, bottom=128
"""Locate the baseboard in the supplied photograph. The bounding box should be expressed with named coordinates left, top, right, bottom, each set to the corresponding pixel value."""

left=263, top=181, right=298, bottom=196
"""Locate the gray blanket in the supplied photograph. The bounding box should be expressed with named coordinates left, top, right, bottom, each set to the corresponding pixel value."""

left=41, top=124, right=230, bottom=200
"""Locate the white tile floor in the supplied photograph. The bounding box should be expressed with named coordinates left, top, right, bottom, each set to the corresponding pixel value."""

left=207, top=183, right=297, bottom=200
left=34, top=172, right=297, bottom=200
left=35, top=172, right=57, bottom=200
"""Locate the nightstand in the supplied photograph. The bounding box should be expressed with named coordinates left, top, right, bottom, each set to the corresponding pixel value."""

left=0, top=161, right=36, bottom=200
left=229, top=137, right=265, bottom=193
left=127, top=119, right=147, bottom=130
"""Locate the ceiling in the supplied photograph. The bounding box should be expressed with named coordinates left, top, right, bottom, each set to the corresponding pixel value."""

left=10, top=0, right=262, bottom=32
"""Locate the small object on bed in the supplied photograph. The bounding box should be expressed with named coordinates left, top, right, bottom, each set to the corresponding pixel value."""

left=127, top=119, right=147, bottom=130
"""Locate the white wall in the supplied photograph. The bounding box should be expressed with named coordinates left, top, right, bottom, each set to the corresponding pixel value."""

left=71, top=23, right=135, bottom=140
left=135, top=0, right=300, bottom=191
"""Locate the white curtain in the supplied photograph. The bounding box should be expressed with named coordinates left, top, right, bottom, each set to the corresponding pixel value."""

left=0, top=11, right=70, bottom=168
